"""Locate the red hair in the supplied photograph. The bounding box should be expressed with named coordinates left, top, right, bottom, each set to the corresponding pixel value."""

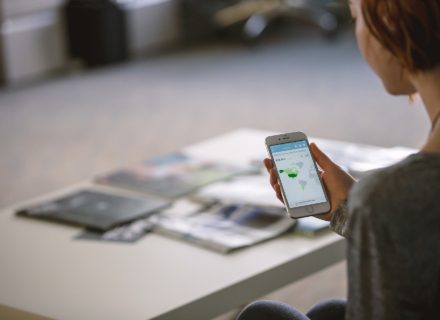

left=362, top=0, right=440, bottom=72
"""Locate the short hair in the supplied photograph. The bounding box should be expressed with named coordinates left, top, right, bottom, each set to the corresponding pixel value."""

left=362, top=0, right=440, bottom=72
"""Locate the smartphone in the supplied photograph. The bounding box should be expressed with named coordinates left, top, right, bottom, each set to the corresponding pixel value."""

left=265, top=132, right=330, bottom=219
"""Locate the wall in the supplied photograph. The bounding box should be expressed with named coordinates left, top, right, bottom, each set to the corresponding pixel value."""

left=0, top=0, right=67, bottom=85
left=0, top=0, right=181, bottom=85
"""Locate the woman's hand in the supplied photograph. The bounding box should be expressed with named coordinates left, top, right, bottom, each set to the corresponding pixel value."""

left=263, top=143, right=355, bottom=221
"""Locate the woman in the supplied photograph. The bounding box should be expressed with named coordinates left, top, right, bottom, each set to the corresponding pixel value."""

left=238, top=0, right=440, bottom=319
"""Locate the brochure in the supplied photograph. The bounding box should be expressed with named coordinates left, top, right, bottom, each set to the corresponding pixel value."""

left=152, top=204, right=295, bottom=253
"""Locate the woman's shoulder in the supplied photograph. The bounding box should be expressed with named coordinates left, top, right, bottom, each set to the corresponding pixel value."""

left=348, top=153, right=440, bottom=219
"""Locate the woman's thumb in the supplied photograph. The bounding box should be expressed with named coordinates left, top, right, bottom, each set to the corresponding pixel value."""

left=310, top=143, right=335, bottom=170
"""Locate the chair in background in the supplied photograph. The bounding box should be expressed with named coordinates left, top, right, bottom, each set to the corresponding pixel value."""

left=181, top=0, right=350, bottom=42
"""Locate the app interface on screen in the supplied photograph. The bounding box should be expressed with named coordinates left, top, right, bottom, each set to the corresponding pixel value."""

left=270, top=140, right=326, bottom=208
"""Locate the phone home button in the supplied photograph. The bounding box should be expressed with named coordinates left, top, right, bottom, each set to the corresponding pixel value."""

left=306, top=206, right=314, bottom=214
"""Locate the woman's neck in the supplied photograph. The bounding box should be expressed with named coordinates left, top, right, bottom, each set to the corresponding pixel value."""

left=411, top=67, right=440, bottom=153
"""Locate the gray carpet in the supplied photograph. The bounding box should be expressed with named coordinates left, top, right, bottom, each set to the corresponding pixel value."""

left=0, top=27, right=430, bottom=319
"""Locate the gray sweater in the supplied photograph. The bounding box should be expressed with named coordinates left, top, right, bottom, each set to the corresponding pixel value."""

left=330, top=153, right=440, bottom=320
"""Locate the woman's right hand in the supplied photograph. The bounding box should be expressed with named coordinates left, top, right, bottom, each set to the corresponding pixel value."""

left=263, top=143, right=356, bottom=221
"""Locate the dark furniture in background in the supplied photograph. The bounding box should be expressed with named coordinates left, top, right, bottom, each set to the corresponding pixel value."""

left=65, top=0, right=128, bottom=67
left=181, top=0, right=349, bottom=42
left=0, top=0, right=348, bottom=84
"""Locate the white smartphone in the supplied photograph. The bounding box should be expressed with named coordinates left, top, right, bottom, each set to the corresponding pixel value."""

left=265, top=132, right=330, bottom=219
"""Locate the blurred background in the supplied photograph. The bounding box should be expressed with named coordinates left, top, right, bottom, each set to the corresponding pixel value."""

left=0, top=0, right=431, bottom=315
left=0, top=0, right=429, bottom=208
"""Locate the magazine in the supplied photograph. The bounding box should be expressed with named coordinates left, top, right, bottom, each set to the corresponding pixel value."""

left=16, top=190, right=170, bottom=231
left=195, top=175, right=284, bottom=208
left=76, top=218, right=155, bottom=243
left=295, top=217, right=330, bottom=236
left=152, top=204, right=296, bottom=253
left=96, top=153, right=254, bottom=198
left=313, top=139, right=415, bottom=178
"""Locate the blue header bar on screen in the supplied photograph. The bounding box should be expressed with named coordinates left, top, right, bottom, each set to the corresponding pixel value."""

left=270, top=140, right=307, bottom=153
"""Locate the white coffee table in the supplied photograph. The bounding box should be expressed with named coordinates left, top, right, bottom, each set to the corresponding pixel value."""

left=2, top=128, right=411, bottom=320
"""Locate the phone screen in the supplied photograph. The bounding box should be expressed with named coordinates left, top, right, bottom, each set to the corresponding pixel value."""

left=270, top=140, right=327, bottom=209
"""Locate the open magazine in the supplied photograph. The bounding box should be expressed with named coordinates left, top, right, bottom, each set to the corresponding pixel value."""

left=152, top=203, right=296, bottom=253
left=96, top=153, right=255, bottom=198
left=312, top=139, right=416, bottom=178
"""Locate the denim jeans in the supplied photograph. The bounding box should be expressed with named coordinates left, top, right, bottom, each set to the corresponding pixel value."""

left=237, top=298, right=346, bottom=320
